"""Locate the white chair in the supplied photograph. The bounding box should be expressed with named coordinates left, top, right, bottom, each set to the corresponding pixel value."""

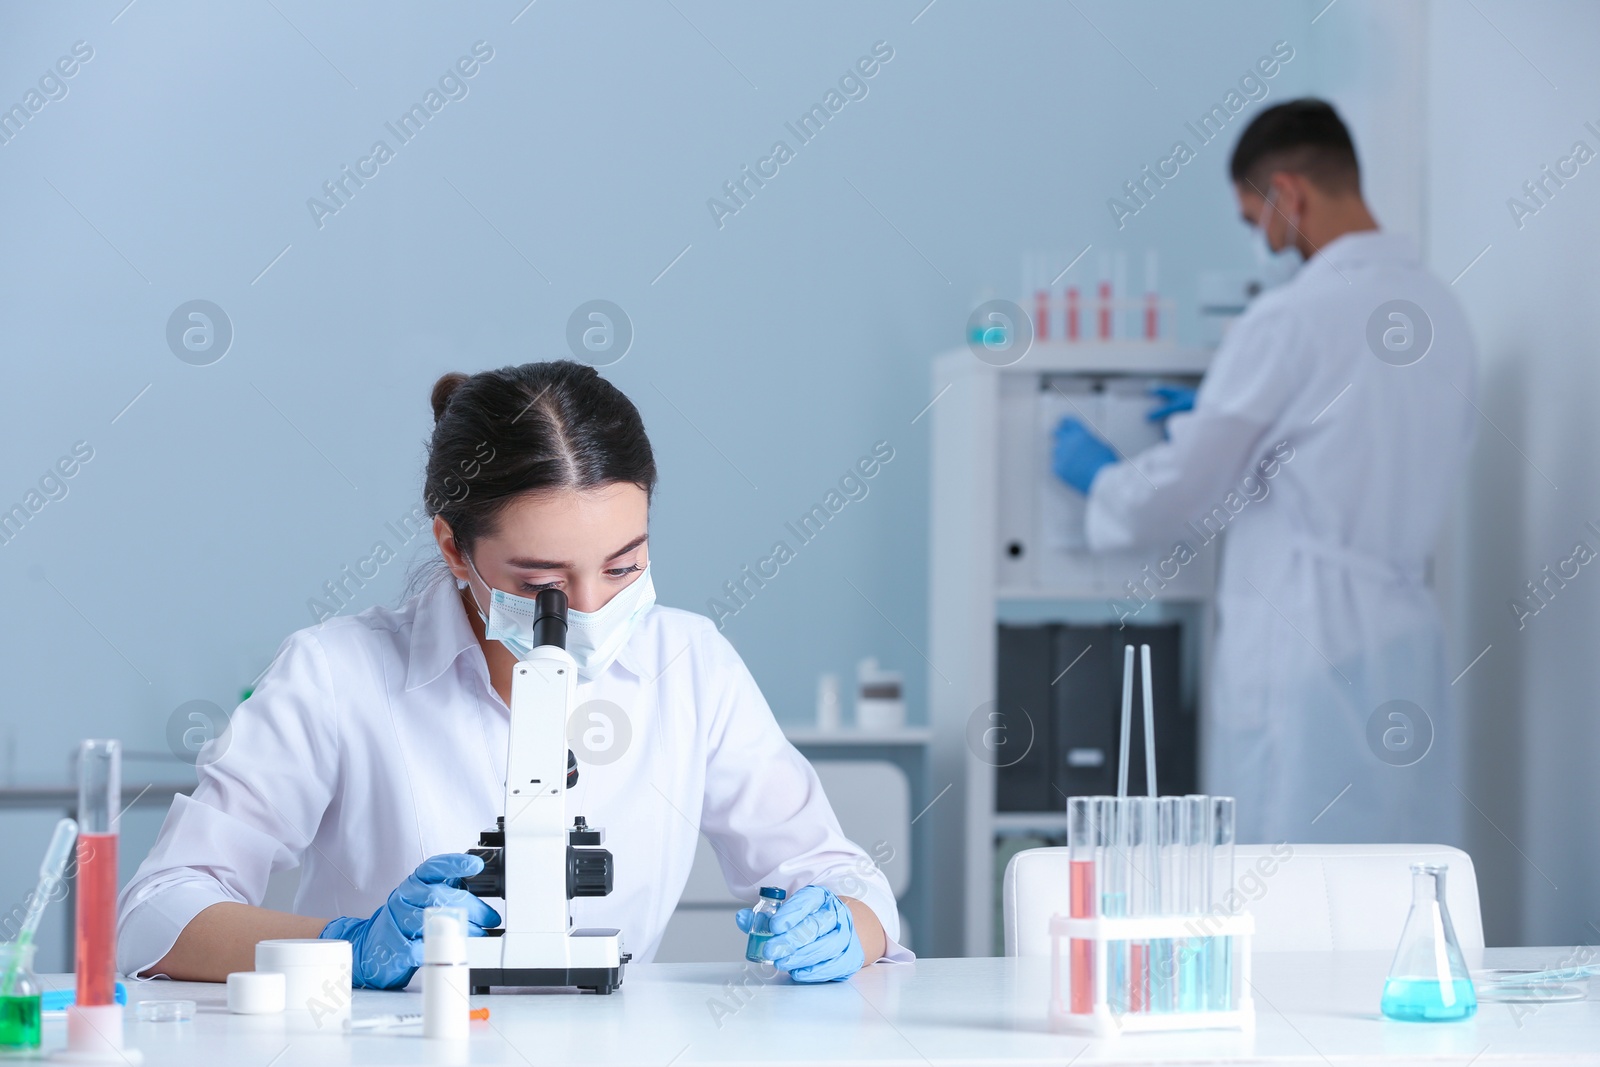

left=1003, top=843, right=1484, bottom=957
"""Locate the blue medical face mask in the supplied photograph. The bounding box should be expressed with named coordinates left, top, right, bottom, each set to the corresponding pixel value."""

left=464, top=554, right=656, bottom=681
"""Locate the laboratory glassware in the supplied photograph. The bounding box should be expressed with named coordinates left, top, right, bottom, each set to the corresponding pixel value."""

left=1066, top=796, right=1100, bottom=1014
left=1208, top=797, right=1237, bottom=1011
left=1101, top=798, right=1129, bottom=1013
left=1051, top=644, right=1252, bottom=1035
left=745, top=887, right=785, bottom=962
left=76, top=741, right=119, bottom=1010
left=61, top=738, right=142, bottom=1062
left=1380, top=863, right=1477, bottom=1022
left=2, top=818, right=75, bottom=1003
left=0, top=942, right=40, bottom=1050
left=131, top=1000, right=195, bottom=1023
left=1124, top=796, right=1157, bottom=1013
left=1179, top=795, right=1212, bottom=1011
left=1151, top=796, right=1183, bottom=1012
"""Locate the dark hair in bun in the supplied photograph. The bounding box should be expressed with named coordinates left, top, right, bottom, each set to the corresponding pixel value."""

left=430, top=371, right=470, bottom=424
left=423, top=361, right=656, bottom=554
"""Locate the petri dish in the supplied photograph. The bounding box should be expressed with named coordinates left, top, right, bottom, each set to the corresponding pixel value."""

left=1473, top=970, right=1587, bottom=1004
left=133, top=999, right=197, bottom=1022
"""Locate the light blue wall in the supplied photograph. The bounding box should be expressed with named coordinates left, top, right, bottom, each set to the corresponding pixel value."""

left=0, top=0, right=1318, bottom=964
left=1422, top=0, right=1600, bottom=949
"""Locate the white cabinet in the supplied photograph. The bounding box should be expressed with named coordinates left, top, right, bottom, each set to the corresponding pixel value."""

left=928, top=341, right=1216, bottom=956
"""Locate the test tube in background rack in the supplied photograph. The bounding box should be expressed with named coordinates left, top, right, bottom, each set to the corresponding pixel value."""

left=1125, top=797, right=1157, bottom=1013
left=1101, top=798, right=1129, bottom=1013
left=1024, top=253, right=1049, bottom=340
left=1144, top=251, right=1161, bottom=340
left=1153, top=796, right=1183, bottom=1012
left=1067, top=797, right=1099, bottom=1014
left=1113, top=253, right=1128, bottom=340
left=1209, top=797, right=1237, bottom=1011
left=1179, top=796, right=1212, bottom=1011
left=1096, top=257, right=1113, bottom=340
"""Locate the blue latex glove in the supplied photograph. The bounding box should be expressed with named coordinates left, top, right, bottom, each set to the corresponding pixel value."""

left=1052, top=418, right=1117, bottom=495
left=320, top=853, right=501, bottom=989
left=735, top=885, right=863, bottom=983
left=1147, top=384, right=1196, bottom=422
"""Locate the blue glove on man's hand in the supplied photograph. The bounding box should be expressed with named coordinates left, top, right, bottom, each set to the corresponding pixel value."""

left=1146, top=385, right=1197, bottom=422
left=1052, top=418, right=1117, bottom=495
left=320, top=853, right=502, bottom=989
left=736, top=885, right=863, bottom=983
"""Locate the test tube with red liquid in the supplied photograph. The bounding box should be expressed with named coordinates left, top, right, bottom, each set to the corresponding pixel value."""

left=1144, top=251, right=1161, bottom=340
left=1065, top=287, right=1080, bottom=341
left=1067, top=797, right=1099, bottom=1014
left=65, top=739, right=140, bottom=1062
left=76, top=741, right=117, bottom=1008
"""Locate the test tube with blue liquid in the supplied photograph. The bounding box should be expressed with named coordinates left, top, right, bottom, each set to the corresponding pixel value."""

left=1178, top=796, right=1211, bottom=1011
left=1151, top=796, right=1182, bottom=1013
left=1099, top=798, right=1128, bottom=1013
left=1209, top=797, right=1236, bottom=1011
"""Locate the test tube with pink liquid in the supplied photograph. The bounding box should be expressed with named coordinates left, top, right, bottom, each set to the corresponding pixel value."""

left=62, top=739, right=141, bottom=1063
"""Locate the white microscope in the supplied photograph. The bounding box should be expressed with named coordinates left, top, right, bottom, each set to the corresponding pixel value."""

left=461, top=588, right=630, bottom=994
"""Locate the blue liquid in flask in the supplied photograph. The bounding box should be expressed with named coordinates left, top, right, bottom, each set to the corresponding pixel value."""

left=1380, top=864, right=1477, bottom=1022
left=1380, top=977, right=1477, bottom=1022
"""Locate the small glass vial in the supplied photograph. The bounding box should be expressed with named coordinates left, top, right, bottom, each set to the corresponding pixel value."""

left=0, top=941, right=42, bottom=1050
left=745, top=887, right=786, bottom=963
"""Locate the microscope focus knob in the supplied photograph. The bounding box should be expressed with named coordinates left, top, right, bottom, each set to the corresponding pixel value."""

left=567, top=846, right=614, bottom=898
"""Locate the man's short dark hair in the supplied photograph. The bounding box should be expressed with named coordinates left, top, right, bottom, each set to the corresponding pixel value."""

left=1229, top=98, right=1361, bottom=195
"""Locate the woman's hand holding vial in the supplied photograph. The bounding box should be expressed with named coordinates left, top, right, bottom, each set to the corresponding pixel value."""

left=735, top=885, right=863, bottom=983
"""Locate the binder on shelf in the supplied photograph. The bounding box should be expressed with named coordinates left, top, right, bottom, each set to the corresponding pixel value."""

left=994, top=625, right=1056, bottom=812
left=995, top=621, right=1194, bottom=812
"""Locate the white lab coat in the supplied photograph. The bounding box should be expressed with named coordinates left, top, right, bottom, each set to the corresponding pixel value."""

left=117, top=577, right=912, bottom=977
left=1086, top=231, right=1476, bottom=846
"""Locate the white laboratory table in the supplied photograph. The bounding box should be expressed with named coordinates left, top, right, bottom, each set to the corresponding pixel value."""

left=41, top=948, right=1600, bottom=1066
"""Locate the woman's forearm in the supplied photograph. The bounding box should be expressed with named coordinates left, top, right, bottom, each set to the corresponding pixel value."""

left=842, top=897, right=886, bottom=965
left=141, top=901, right=329, bottom=982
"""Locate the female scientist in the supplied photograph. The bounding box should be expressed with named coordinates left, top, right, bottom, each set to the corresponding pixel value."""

left=116, top=361, right=909, bottom=988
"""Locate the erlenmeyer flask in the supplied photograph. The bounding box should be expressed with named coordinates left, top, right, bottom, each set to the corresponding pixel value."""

left=1380, top=863, right=1477, bottom=1021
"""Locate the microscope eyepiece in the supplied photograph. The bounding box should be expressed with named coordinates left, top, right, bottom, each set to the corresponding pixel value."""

left=531, top=588, right=568, bottom=649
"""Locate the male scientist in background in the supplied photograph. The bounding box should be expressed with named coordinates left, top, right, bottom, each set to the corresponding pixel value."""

left=1053, top=99, right=1477, bottom=845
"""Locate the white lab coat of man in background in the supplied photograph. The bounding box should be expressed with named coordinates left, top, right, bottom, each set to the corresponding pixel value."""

left=1053, top=99, right=1477, bottom=845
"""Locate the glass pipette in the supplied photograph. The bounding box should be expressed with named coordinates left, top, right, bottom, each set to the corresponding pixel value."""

left=3, top=817, right=78, bottom=996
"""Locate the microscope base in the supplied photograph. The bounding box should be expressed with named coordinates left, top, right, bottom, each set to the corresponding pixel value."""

left=469, top=963, right=626, bottom=996
left=466, top=927, right=629, bottom=994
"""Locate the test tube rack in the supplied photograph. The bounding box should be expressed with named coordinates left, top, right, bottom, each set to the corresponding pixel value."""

left=1047, top=911, right=1255, bottom=1036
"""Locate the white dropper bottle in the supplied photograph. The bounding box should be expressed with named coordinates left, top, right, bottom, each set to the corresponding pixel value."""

left=422, top=906, right=470, bottom=1040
